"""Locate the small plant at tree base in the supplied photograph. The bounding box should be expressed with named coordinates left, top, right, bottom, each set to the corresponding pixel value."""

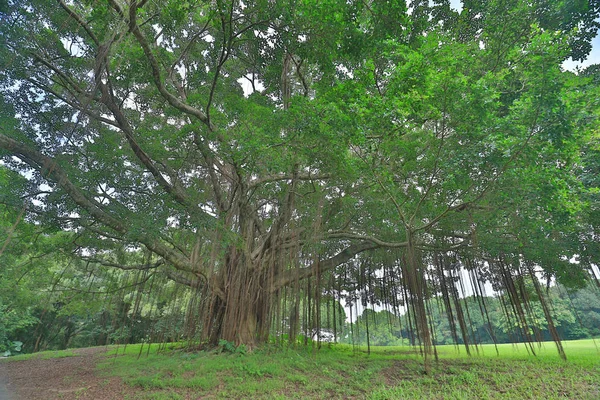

left=218, top=339, right=246, bottom=355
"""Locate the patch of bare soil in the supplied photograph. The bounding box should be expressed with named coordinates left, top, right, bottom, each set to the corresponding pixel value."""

left=380, top=359, right=424, bottom=385
left=0, top=347, right=138, bottom=400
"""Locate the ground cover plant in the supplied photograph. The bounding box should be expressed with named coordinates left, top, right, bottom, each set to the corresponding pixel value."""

left=88, top=339, right=599, bottom=399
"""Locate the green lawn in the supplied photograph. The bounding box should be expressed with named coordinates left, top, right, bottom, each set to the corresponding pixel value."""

left=5, top=348, right=79, bottom=361
left=94, top=339, right=600, bottom=399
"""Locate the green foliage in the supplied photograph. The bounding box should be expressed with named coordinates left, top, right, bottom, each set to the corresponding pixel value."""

left=0, top=223, right=192, bottom=353
left=0, top=303, right=37, bottom=354
left=218, top=339, right=247, bottom=355
left=2, top=340, right=23, bottom=357
left=341, top=309, right=408, bottom=347
left=0, top=0, right=599, bottom=351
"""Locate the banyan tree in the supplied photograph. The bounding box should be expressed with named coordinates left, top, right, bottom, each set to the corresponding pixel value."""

left=1, top=0, right=599, bottom=362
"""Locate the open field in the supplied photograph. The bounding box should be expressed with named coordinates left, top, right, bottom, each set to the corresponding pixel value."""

left=1, top=339, right=599, bottom=399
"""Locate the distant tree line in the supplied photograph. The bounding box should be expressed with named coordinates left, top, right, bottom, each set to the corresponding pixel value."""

left=341, top=285, right=600, bottom=348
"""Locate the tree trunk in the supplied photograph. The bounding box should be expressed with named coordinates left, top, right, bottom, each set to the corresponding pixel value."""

left=202, top=246, right=274, bottom=349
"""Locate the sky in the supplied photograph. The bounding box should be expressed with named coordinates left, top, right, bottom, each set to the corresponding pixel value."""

left=562, top=34, right=600, bottom=71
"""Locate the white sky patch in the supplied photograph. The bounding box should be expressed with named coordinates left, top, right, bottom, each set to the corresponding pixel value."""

left=175, top=63, right=187, bottom=81
left=456, top=265, right=495, bottom=298
left=152, top=24, right=164, bottom=45
left=336, top=64, right=354, bottom=78
left=167, top=216, right=180, bottom=228
left=450, top=0, right=463, bottom=13
left=409, top=0, right=463, bottom=15
left=200, top=203, right=217, bottom=217
left=255, top=27, right=276, bottom=49
left=122, top=91, right=138, bottom=111
left=238, top=76, right=265, bottom=97
left=94, top=183, right=115, bottom=205
left=591, top=264, right=600, bottom=280
left=342, top=295, right=392, bottom=323
left=60, top=37, right=86, bottom=57
left=562, top=34, right=600, bottom=72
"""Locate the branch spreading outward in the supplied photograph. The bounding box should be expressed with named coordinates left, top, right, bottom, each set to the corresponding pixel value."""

left=0, top=133, right=201, bottom=280
left=80, top=257, right=166, bottom=271
left=126, top=1, right=215, bottom=131
left=271, top=241, right=380, bottom=292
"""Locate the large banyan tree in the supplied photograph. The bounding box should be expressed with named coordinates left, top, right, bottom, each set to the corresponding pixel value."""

left=1, top=0, right=599, bottom=360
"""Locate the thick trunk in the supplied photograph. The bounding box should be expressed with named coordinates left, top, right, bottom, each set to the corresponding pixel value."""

left=202, top=247, right=273, bottom=348
left=203, top=285, right=269, bottom=348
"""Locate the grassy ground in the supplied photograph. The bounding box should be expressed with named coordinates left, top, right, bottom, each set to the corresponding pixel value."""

left=94, top=339, right=600, bottom=399
left=6, top=348, right=80, bottom=361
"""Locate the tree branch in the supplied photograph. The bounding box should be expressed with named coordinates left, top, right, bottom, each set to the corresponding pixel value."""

left=57, top=0, right=99, bottom=46
left=271, top=241, right=379, bottom=291
left=326, top=231, right=409, bottom=248
left=127, top=2, right=214, bottom=130
left=80, top=257, right=165, bottom=271
left=0, top=133, right=199, bottom=278
left=248, top=172, right=330, bottom=189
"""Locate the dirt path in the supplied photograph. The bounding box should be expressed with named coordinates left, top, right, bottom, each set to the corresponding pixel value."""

left=0, top=347, right=137, bottom=400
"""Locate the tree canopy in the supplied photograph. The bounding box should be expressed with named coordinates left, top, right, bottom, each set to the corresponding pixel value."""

left=1, top=0, right=599, bottom=360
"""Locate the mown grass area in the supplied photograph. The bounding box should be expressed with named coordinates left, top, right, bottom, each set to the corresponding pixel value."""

left=96, top=339, right=600, bottom=399
left=3, top=348, right=79, bottom=361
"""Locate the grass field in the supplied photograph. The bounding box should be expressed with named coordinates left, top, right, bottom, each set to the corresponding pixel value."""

left=88, top=339, right=600, bottom=399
